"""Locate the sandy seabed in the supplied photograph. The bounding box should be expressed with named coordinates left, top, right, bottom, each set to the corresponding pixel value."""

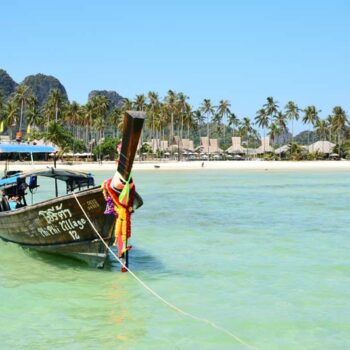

left=3, top=160, right=350, bottom=173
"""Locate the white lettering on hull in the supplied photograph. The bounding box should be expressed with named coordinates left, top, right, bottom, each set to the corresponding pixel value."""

left=37, top=204, right=88, bottom=240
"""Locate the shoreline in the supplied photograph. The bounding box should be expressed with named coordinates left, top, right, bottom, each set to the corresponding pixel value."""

left=2, top=160, right=350, bottom=172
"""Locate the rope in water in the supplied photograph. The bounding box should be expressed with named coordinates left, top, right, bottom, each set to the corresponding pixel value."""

left=73, top=192, right=258, bottom=350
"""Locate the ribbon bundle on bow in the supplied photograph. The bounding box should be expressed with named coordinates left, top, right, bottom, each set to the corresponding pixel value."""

left=102, top=176, right=135, bottom=259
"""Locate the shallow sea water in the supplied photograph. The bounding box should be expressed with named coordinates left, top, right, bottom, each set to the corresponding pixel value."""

left=1, top=168, right=350, bottom=349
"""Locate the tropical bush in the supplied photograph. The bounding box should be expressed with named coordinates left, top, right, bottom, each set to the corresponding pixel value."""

left=93, top=138, right=119, bottom=160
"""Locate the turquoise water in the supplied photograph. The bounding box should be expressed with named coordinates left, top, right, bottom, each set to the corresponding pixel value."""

left=1, top=169, right=350, bottom=349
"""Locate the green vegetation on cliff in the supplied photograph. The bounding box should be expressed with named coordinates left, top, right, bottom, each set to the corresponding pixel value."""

left=0, top=69, right=17, bottom=100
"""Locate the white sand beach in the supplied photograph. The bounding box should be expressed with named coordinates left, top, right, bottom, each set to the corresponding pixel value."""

left=3, top=160, right=350, bottom=173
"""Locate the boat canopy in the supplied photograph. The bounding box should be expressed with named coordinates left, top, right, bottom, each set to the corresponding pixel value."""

left=0, top=168, right=95, bottom=192
left=0, top=143, right=56, bottom=154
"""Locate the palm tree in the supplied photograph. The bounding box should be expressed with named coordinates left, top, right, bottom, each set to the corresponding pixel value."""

left=165, top=90, right=177, bottom=145
left=183, top=103, right=194, bottom=139
left=228, top=112, right=239, bottom=134
left=64, top=101, right=82, bottom=138
left=241, top=117, right=253, bottom=156
left=332, top=106, right=348, bottom=156
left=193, top=110, right=205, bottom=136
left=263, top=97, right=279, bottom=119
left=275, top=111, right=287, bottom=136
left=121, top=98, right=133, bottom=111
left=0, top=91, right=4, bottom=117
left=315, top=119, right=327, bottom=142
left=255, top=108, right=269, bottom=152
left=268, top=122, right=280, bottom=146
left=108, top=107, right=122, bottom=138
left=147, top=91, right=160, bottom=141
left=216, top=99, right=231, bottom=146
left=134, top=94, right=146, bottom=111
left=14, top=84, right=29, bottom=132
left=284, top=101, right=300, bottom=144
left=48, top=89, right=64, bottom=123
left=177, top=92, right=188, bottom=142
left=302, top=106, right=320, bottom=145
left=200, top=99, right=215, bottom=156
left=26, top=95, right=42, bottom=133
left=82, top=101, right=95, bottom=144
left=133, top=94, right=147, bottom=154
left=326, top=115, right=335, bottom=143
left=4, top=99, right=18, bottom=138
left=94, top=117, right=105, bottom=141
left=92, top=95, right=109, bottom=140
left=45, top=122, right=68, bottom=149
left=0, top=91, right=4, bottom=132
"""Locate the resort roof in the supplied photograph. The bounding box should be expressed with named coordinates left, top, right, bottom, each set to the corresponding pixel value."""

left=308, top=141, right=335, bottom=154
left=274, top=145, right=290, bottom=154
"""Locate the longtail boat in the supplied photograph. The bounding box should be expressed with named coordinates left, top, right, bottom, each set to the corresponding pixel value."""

left=0, top=111, right=145, bottom=269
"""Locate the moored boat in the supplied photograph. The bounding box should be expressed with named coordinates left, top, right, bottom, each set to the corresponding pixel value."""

left=0, top=111, right=145, bottom=268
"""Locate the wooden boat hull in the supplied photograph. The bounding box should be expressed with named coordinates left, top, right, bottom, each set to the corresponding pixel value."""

left=0, top=187, right=115, bottom=267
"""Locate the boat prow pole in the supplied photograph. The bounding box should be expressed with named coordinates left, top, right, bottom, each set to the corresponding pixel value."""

left=111, top=111, right=145, bottom=271
left=112, top=111, right=145, bottom=186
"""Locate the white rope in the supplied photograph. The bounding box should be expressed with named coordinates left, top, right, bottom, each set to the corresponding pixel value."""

left=73, top=192, right=258, bottom=350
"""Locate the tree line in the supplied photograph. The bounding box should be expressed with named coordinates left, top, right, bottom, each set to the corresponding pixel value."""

left=0, top=85, right=349, bottom=157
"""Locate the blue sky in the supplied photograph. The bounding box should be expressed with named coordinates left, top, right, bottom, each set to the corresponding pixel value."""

left=1, top=0, right=349, bottom=133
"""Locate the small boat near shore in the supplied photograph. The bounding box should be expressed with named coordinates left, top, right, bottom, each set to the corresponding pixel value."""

left=0, top=111, right=145, bottom=269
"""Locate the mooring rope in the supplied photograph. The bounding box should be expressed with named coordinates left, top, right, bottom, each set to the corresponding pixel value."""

left=73, top=192, right=258, bottom=350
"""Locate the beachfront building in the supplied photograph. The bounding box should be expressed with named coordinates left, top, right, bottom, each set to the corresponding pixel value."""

left=256, top=136, right=274, bottom=154
left=171, top=136, right=194, bottom=152
left=167, top=136, right=196, bottom=159
left=150, top=139, right=169, bottom=153
left=308, top=141, right=335, bottom=154
left=195, top=137, right=223, bottom=156
left=181, top=138, right=194, bottom=152
left=274, top=144, right=290, bottom=155
left=226, top=137, right=246, bottom=154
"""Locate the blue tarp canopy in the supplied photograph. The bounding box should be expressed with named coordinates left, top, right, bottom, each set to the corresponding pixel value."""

left=0, top=143, right=56, bottom=153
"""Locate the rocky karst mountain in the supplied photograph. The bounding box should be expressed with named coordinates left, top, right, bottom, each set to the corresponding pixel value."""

left=0, top=70, right=126, bottom=109
left=0, top=69, right=18, bottom=99
left=22, top=74, right=68, bottom=106
left=88, top=90, right=124, bottom=109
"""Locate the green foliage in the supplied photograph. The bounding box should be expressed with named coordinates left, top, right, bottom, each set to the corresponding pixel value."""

left=340, top=139, right=350, bottom=154
left=72, top=138, right=86, bottom=153
left=333, top=144, right=346, bottom=158
left=93, top=138, right=120, bottom=160
left=306, top=151, right=326, bottom=160
left=45, top=121, right=80, bottom=153
left=263, top=152, right=276, bottom=160
left=279, top=142, right=309, bottom=160
left=140, top=143, right=152, bottom=154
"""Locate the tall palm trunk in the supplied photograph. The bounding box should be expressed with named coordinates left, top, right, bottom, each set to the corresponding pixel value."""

left=207, top=115, right=210, bottom=159
left=55, top=104, right=58, bottom=123
left=170, top=112, right=174, bottom=143
left=19, top=100, right=24, bottom=131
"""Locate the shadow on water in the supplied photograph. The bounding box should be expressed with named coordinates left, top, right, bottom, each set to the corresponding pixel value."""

left=23, top=248, right=91, bottom=270
left=4, top=241, right=164, bottom=274
left=1, top=239, right=165, bottom=276
left=105, top=246, right=165, bottom=273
